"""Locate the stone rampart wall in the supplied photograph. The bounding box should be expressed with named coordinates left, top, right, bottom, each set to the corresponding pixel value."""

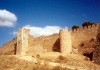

left=28, top=24, right=100, bottom=53
left=71, top=24, right=100, bottom=48
left=0, top=38, right=17, bottom=55
left=28, top=33, right=60, bottom=53
left=1, top=23, right=100, bottom=55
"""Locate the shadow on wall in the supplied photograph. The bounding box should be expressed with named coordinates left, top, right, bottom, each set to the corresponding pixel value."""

left=83, top=52, right=93, bottom=61
left=93, top=24, right=100, bottom=64
left=14, top=43, right=17, bottom=55
left=52, top=38, right=60, bottom=52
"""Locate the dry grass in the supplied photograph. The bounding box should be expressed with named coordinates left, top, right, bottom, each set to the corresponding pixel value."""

left=28, top=52, right=100, bottom=70
left=0, top=53, right=100, bottom=70
left=0, top=55, right=70, bottom=70
left=0, top=55, right=34, bottom=70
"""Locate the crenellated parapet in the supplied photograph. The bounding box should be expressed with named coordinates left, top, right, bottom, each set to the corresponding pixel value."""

left=72, top=23, right=100, bottom=32
left=1, top=23, right=100, bottom=56
left=33, top=33, right=59, bottom=40
left=12, top=23, right=100, bottom=55
left=71, top=23, right=100, bottom=49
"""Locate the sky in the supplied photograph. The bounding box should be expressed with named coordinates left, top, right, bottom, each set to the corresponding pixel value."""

left=0, top=0, right=100, bottom=47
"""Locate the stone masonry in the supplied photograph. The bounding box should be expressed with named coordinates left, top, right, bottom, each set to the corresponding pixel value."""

left=16, top=24, right=100, bottom=55
left=1, top=23, right=100, bottom=65
left=16, top=28, right=72, bottom=55
left=1, top=23, right=100, bottom=57
left=16, top=28, right=30, bottom=55
left=60, top=29, right=72, bottom=54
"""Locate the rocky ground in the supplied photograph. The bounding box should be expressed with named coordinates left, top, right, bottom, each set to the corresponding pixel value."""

left=0, top=53, right=100, bottom=70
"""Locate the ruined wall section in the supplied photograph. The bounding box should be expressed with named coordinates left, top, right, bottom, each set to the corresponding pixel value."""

left=60, top=29, right=72, bottom=54
left=17, top=28, right=30, bottom=55
left=1, top=24, right=100, bottom=55
left=28, top=35, right=34, bottom=48
left=28, top=33, right=60, bottom=53
left=0, top=38, right=17, bottom=55
left=71, top=24, right=100, bottom=49
left=28, top=24, right=100, bottom=54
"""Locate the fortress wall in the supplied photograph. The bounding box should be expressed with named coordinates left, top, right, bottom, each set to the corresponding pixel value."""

left=28, top=24, right=100, bottom=54
left=28, top=35, right=34, bottom=47
left=28, top=33, right=60, bottom=53
left=16, top=28, right=21, bottom=54
left=71, top=24, right=100, bottom=49
left=1, top=23, right=100, bottom=55
left=0, top=38, right=17, bottom=55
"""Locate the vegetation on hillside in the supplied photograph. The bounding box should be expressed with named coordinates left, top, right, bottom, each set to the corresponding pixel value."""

left=0, top=53, right=100, bottom=70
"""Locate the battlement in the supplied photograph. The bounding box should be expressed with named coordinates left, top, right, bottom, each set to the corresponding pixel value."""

left=30, top=23, right=100, bottom=40
left=72, top=23, right=100, bottom=32
left=71, top=23, right=100, bottom=50
left=60, top=29, right=69, bottom=32
left=1, top=23, right=100, bottom=64
left=15, top=23, right=100, bottom=55
left=33, top=33, right=59, bottom=40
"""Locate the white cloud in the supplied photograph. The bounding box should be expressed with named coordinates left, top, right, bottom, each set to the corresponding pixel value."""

left=23, top=25, right=67, bottom=37
left=0, top=9, right=17, bottom=27
left=12, top=25, right=67, bottom=37
left=9, top=30, right=17, bottom=36
left=12, top=31, right=17, bottom=36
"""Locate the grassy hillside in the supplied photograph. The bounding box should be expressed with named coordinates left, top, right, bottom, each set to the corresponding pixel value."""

left=0, top=53, right=100, bottom=70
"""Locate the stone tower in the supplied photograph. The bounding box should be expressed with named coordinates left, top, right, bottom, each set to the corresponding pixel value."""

left=16, top=28, right=30, bottom=55
left=59, top=29, right=72, bottom=54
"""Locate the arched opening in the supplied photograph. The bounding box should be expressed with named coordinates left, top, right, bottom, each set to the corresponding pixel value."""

left=83, top=52, right=93, bottom=61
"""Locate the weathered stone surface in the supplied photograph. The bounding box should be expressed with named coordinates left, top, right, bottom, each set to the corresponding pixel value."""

left=17, top=28, right=30, bottom=55
left=93, top=45, right=100, bottom=64
left=0, top=38, right=17, bottom=55
left=0, top=23, right=100, bottom=61
left=60, top=29, right=72, bottom=54
left=93, top=26, right=100, bottom=64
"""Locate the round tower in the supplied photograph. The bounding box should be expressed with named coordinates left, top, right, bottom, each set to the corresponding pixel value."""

left=59, top=29, right=72, bottom=54
left=17, top=28, right=30, bottom=55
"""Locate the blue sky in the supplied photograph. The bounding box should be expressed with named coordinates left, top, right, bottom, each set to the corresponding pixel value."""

left=0, top=0, right=100, bottom=46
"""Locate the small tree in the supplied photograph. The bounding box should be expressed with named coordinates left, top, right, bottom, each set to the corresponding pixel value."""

left=90, top=22, right=95, bottom=26
left=82, top=21, right=95, bottom=28
left=72, top=25, right=79, bottom=31
left=82, top=22, right=88, bottom=28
